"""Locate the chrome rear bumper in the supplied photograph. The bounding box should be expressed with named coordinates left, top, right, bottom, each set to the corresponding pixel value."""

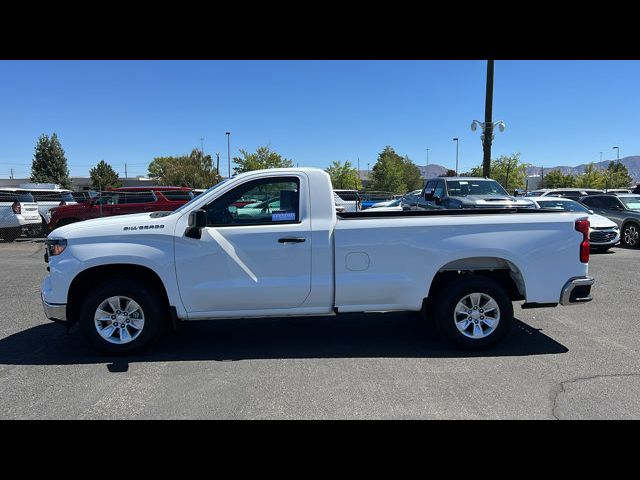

left=560, top=277, right=594, bottom=306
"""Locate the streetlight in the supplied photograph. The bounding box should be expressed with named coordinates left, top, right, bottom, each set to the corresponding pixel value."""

left=452, top=138, right=459, bottom=175
left=471, top=119, right=505, bottom=175
left=613, top=146, right=620, bottom=162
left=426, top=148, right=430, bottom=168
left=226, top=132, right=231, bottom=178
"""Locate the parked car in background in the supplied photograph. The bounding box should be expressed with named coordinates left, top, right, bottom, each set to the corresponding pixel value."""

left=333, top=189, right=359, bottom=212
left=365, top=198, right=403, bottom=211
left=534, top=188, right=604, bottom=201
left=528, top=196, right=620, bottom=252
left=633, top=185, right=640, bottom=194
left=360, top=191, right=395, bottom=209
left=48, top=186, right=194, bottom=231
left=579, top=194, right=640, bottom=248
left=400, top=189, right=424, bottom=210
left=0, top=189, right=41, bottom=241
left=411, top=177, right=534, bottom=210
left=17, top=183, right=77, bottom=235
left=604, top=189, right=631, bottom=194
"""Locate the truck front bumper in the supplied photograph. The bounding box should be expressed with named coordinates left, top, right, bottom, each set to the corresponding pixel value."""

left=559, top=276, right=594, bottom=306
left=41, top=291, right=67, bottom=323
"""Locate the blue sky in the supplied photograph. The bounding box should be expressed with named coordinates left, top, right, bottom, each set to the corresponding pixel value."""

left=0, top=60, right=638, bottom=179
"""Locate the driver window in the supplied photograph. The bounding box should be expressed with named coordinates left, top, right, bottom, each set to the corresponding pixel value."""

left=205, top=177, right=300, bottom=227
left=434, top=181, right=445, bottom=199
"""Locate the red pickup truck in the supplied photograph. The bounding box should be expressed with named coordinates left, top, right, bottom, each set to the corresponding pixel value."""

left=48, top=186, right=194, bottom=231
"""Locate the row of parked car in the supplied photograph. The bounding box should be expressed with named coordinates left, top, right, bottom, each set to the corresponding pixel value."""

left=341, top=178, right=640, bottom=251
left=0, top=184, right=197, bottom=241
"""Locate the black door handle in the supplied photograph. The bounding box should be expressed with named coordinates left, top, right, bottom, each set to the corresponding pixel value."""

left=278, top=237, right=306, bottom=243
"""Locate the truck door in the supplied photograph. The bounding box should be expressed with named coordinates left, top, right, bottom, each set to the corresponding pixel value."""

left=174, top=175, right=312, bottom=313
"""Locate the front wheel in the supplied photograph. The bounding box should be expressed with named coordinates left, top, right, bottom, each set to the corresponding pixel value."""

left=622, top=222, right=639, bottom=248
left=434, top=275, right=513, bottom=350
left=79, top=278, right=167, bottom=355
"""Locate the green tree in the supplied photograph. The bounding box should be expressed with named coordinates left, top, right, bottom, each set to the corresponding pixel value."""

left=468, top=153, right=528, bottom=190
left=576, top=163, right=605, bottom=189
left=325, top=160, right=360, bottom=189
left=542, top=169, right=576, bottom=188
left=232, top=146, right=294, bottom=174
left=89, top=160, right=121, bottom=190
left=401, top=156, right=423, bottom=191
left=604, top=160, right=633, bottom=189
left=368, top=146, right=406, bottom=193
left=30, top=133, right=71, bottom=188
left=148, top=149, right=221, bottom=189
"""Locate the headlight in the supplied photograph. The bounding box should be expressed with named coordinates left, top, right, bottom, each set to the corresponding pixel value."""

left=45, top=238, right=67, bottom=257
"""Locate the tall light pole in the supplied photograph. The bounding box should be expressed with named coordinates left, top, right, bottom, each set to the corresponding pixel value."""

left=200, top=137, right=204, bottom=156
left=613, top=146, right=620, bottom=162
left=453, top=138, right=459, bottom=175
left=216, top=152, right=220, bottom=178
left=426, top=148, right=430, bottom=168
left=226, top=132, right=231, bottom=178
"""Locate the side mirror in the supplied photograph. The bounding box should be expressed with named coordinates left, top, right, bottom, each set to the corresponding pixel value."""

left=186, top=209, right=207, bottom=239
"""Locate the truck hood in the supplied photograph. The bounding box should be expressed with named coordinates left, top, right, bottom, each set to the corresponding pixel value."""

left=48, top=211, right=176, bottom=239
left=453, top=195, right=533, bottom=206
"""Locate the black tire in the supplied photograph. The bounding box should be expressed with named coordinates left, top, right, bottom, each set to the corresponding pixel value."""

left=621, top=222, right=640, bottom=248
left=0, top=227, right=21, bottom=242
left=78, top=278, right=167, bottom=355
left=433, top=275, right=513, bottom=350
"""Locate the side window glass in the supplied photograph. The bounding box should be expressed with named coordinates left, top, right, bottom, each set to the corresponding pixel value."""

left=206, top=177, right=300, bottom=227
left=122, top=191, right=156, bottom=204
left=601, top=197, right=621, bottom=209
left=434, top=181, right=445, bottom=199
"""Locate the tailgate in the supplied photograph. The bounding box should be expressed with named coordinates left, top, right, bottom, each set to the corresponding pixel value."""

left=21, top=202, right=40, bottom=220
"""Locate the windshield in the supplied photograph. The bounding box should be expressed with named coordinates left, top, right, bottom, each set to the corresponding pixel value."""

left=536, top=199, right=590, bottom=213
left=60, top=192, right=75, bottom=203
left=172, top=179, right=231, bottom=215
left=620, top=196, right=640, bottom=210
left=16, top=192, right=34, bottom=202
left=446, top=180, right=509, bottom=197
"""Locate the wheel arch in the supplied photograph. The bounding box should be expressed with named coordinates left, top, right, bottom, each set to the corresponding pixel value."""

left=426, top=256, right=526, bottom=309
left=66, top=263, right=171, bottom=326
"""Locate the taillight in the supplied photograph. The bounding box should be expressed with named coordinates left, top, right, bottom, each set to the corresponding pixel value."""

left=11, top=200, right=21, bottom=214
left=575, top=219, right=590, bottom=263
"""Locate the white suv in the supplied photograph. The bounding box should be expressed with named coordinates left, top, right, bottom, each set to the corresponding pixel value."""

left=17, top=183, right=77, bottom=235
left=0, top=189, right=41, bottom=241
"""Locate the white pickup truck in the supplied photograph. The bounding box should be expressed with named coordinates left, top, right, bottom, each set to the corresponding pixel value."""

left=41, top=168, right=594, bottom=354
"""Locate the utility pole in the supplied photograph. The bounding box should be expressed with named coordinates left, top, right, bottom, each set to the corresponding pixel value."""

left=125, top=163, right=128, bottom=179
left=541, top=166, right=544, bottom=188
left=453, top=138, right=459, bottom=175
left=357, top=157, right=361, bottom=190
left=216, top=153, right=220, bottom=178
left=426, top=148, right=430, bottom=168
left=226, top=132, right=231, bottom=178
left=482, top=60, right=495, bottom=178
left=200, top=137, right=204, bottom=156
left=10, top=168, right=13, bottom=179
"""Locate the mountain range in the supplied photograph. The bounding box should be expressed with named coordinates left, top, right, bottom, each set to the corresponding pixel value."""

left=360, top=156, right=640, bottom=183
left=525, top=156, right=640, bottom=182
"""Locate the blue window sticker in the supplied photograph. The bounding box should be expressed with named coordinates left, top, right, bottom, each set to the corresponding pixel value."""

left=272, top=211, right=296, bottom=221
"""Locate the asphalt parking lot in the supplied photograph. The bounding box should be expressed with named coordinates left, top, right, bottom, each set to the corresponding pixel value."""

left=0, top=239, right=639, bottom=419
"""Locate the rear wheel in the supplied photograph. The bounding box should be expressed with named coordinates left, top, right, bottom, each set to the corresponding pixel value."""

left=433, top=275, right=513, bottom=350
left=622, top=222, right=639, bottom=248
left=79, top=278, right=167, bottom=355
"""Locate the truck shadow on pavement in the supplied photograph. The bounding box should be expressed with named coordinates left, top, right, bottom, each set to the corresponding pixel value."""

left=0, top=312, right=568, bottom=369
